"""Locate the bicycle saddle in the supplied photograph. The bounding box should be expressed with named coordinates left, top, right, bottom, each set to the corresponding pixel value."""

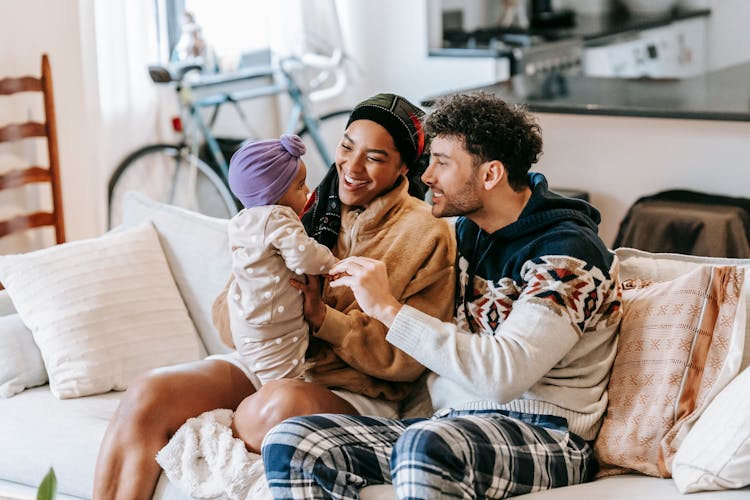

left=148, top=62, right=203, bottom=84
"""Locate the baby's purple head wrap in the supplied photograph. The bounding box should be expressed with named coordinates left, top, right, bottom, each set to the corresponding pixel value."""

left=228, top=134, right=306, bottom=208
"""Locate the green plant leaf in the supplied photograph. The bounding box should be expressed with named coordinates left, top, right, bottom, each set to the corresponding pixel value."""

left=36, top=467, right=57, bottom=500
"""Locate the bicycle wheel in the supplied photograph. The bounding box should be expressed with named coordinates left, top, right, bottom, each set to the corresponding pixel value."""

left=108, top=144, right=238, bottom=228
left=296, top=109, right=352, bottom=189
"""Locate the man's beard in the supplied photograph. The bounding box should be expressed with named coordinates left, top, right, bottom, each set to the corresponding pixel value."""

left=433, top=175, right=482, bottom=218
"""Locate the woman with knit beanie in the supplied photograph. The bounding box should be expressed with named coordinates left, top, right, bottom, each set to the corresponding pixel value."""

left=94, top=93, right=456, bottom=499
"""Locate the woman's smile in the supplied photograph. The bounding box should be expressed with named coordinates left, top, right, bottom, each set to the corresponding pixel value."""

left=342, top=173, right=370, bottom=188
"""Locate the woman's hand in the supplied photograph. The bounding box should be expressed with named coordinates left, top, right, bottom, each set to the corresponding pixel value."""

left=289, top=275, right=327, bottom=330
left=328, top=257, right=402, bottom=327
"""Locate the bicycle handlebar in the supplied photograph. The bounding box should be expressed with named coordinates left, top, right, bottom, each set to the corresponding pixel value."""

left=149, top=47, right=348, bottom=109
left=298, top=48, right=343, bottom=70
left=148, top=62, right=204, bottom=84
left=278, top=49, right=348, bottom=102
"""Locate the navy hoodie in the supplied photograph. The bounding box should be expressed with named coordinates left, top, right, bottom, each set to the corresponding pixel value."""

left=456, top=172, right=615, bottom=334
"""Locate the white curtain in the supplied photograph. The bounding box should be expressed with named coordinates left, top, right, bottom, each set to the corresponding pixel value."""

left=88, top=0, right=174, bottom=205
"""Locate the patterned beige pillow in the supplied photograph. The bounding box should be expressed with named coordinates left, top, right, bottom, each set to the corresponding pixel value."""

left=594, top=265, right=745, bottom=478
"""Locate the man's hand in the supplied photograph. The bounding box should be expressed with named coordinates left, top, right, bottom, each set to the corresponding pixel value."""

left=328, top=257, right=402, bottom=327
left=289, top=275, right=327, bottom=330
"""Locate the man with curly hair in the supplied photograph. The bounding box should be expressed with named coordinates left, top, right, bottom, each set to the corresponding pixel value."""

left=262, top=93, right=622, bottom=500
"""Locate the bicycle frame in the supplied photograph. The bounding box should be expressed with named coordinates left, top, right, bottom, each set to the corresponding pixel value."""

left=282, top=69, right=337, bottom=173
left=178, top=60, right=338, bottom=185
left=109, top=49, right=350, bottom=229
left=178, top=65, right=280, bottom=182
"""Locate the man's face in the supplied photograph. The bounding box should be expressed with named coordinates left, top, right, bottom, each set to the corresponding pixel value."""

left=421, top=135, right=482, bottom=218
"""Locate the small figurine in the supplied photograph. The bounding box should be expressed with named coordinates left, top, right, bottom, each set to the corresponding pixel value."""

left=499, top=0, right=530, bottom=28
left=172, top=11, right=208, bottom=62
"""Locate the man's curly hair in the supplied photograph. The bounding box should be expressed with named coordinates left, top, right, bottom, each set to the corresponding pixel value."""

left=424, top=92, right=543, bottom=191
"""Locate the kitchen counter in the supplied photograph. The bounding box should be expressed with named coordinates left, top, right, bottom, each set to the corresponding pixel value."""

left=526, top=7, right=709, bottom=44
left=422, top=62, right=750, bottom=122
left=433, top=7, right=710, bottom=58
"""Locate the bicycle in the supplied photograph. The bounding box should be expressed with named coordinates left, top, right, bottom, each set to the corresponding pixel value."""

left=107, top=49, right=353, bottom=228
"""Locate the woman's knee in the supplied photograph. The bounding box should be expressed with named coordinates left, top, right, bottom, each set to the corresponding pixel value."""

left=250, top=379, right=354, bottom=422
left=112, top=369, right=182, bottom=435
left=233, top=379, right=355, bottom=451
left=233, top=380, right=310, bottom=440
left=112, top=360, right=248, bottom=437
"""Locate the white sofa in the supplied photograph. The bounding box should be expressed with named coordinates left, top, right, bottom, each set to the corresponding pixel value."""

left=0, top=192, right=748, bottom=500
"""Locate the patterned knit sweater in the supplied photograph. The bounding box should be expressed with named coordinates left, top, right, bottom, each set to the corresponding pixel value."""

left=387, top=173, right=622, bottom=440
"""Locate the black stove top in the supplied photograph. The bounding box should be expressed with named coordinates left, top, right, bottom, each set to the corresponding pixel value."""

left=440, top=6, right=710, bottom=51
left=443, top=27, right=548, bottom=50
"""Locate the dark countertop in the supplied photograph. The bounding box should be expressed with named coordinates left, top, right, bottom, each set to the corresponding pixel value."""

left=528, top=7, right=710, bottom=44
left=433, top=7, right=710, bottom=58
left=421, top=62, right=750, bottom=122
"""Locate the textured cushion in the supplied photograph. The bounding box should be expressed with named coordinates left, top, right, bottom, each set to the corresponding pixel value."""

left=0, top=386, right=121, bottom=497
left=616, top=247, right=750, bottom=370
left=595, top=265, right=745, bottom=477
left=672, top=366, right=750, bottom=493
left=0, top=313, right=47, bottom=398
left=360, top=475, right=750, bottom=500
left=121, top=192, right=232, bottom=356
left=0, top=386, right=194, bottom=500
left=0, top=223, right=203, bottom=399
left=0, top=290, right=16, bottom=316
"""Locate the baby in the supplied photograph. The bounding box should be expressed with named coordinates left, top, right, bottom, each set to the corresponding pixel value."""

left=226, top=134, right=337, bottom=385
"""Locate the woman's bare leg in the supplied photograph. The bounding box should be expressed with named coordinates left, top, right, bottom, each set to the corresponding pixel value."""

left=232, top=378, right=358, bottom=453
left=93, top=359, right=255, bottom=500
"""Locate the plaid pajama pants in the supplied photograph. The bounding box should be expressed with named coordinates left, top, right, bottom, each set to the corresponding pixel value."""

left=262, top=409, right=596, bottom=500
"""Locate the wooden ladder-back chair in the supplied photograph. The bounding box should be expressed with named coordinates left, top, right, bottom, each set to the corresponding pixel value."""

left=0, top=53, right=65, bottom=247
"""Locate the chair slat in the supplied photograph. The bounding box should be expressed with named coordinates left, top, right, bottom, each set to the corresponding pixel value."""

left=0, top=212, right=56, bottom=239
left=0, top=76, right=42, bottom=95
left=0, top=54, right=66, bottom=248
left=0, top=167, right=52, bottom=189
left=0, top=121, right=47, bottom=143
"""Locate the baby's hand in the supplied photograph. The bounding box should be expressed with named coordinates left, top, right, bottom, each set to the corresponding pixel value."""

left=328, top=271, right=348, bottom=281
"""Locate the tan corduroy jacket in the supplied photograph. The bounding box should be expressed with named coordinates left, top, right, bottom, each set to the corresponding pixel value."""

left=213, top=177, right=455, bottom=401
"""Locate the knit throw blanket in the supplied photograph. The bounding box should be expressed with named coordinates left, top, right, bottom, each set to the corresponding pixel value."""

left=156, top=409, right=271, bottom=500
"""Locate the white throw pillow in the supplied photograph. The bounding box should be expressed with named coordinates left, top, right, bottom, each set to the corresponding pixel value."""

left=0, top=222, right=203, bottom=399
left=0, top=313, right=47, bottom=398
left=672, top=366, right=750, bottom=493
left=121, top=192, right=232, bottom=356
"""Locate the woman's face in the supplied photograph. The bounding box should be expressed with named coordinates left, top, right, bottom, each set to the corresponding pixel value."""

left=335, top=120, right=408, bottom=208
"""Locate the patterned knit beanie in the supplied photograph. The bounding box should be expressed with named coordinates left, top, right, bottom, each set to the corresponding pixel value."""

left=228, top=134, right=305, bottom=208
left=346, top=93, right=426, bottom=170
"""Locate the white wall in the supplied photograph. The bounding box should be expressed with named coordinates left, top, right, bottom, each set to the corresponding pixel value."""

left=337, top=0, right=498, bottom=106
left=536, top=114, right=750, bottom=246
left=682, top=0, right=750, bottom=70
left=0, top=0, right=101, bottom=243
